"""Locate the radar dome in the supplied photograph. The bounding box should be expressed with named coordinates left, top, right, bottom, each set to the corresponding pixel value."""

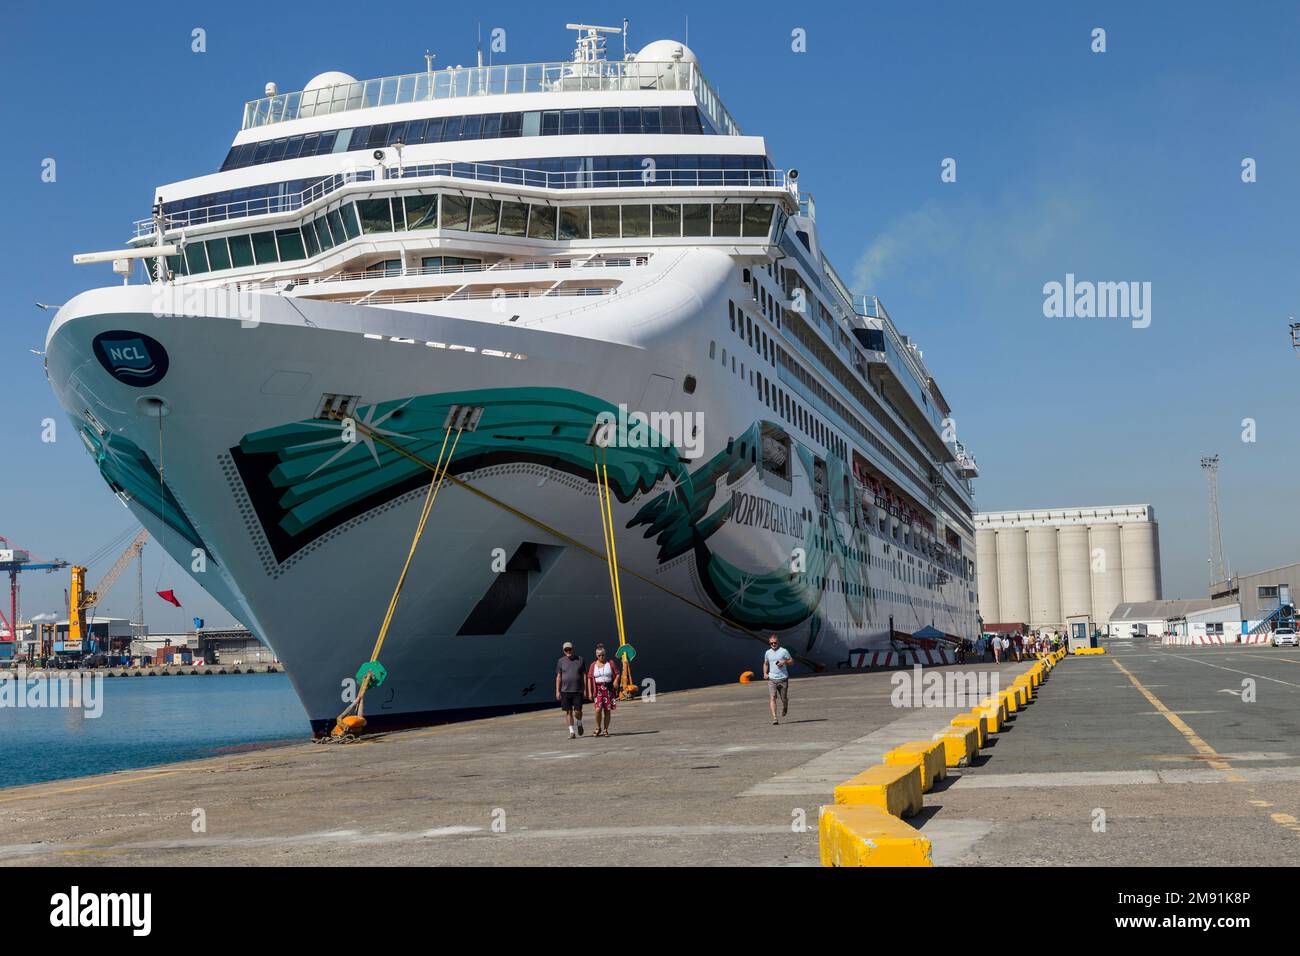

left=634, top=39, right=698, bottom=65
left=304, top=70, right=357, bottom=91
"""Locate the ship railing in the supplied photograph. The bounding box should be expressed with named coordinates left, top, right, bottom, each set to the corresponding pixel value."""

left=134, top=164, right=789, bottom=239
left=239, top=255, right=650, bottom=290
left=335, top=285, right=617, bottom=305
left=241, top=60, right=740, bottom=138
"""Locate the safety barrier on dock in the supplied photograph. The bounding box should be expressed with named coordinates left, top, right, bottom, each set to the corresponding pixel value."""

left=820, top=649, right=1067, bottom=868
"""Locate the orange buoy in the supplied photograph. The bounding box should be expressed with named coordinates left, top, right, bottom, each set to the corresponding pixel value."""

left=332, top=715, right=368, bottom=737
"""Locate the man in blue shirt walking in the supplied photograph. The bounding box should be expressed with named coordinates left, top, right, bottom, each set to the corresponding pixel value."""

left=763, top=634, right=794, bottom=725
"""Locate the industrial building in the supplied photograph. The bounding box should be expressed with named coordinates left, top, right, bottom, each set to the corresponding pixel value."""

left=975, top=504, right=1162, bottom=634
left=1209, top=562, right=1300, bottom=623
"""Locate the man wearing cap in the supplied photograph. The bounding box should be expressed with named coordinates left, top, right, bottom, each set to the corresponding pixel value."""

left=555, top=641, right=587, bottom=738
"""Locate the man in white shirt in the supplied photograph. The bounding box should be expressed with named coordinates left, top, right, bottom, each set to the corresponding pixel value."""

left=763, top=634, right=794, bottom=725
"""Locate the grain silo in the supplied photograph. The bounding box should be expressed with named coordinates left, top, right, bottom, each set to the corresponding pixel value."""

left=1089, top=523, right=1125, bottom=624
left=975, top=528, right=1001, bottom=625
left=1121, top=521, right=1161, bottom=602
left=1026, top=526, right=1061, bottom=625
left=974, top=505, right=1162, bottom=630
left=995, top=528, right=1030, bottom=623
left=1058, top=525, right=1093, bottom=621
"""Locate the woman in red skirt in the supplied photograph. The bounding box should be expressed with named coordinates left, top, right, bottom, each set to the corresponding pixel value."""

left=586, top=644, right=621, bottom=737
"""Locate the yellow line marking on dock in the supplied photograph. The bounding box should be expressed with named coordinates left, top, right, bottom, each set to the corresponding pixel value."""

left=1111, top=657, right=1300, bottom=839
left=1110, top=658, right=1237, bottom=775
left=0, top=770, right=186, bottom=804
left=1163, top=654, right=1300, bottom=689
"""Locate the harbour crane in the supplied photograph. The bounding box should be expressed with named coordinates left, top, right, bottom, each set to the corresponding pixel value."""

left=0, top=536, right=69, bottom=658
left=69, top=529, right=149, bottom=655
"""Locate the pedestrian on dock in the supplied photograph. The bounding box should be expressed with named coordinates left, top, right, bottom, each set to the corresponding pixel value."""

left=763, top=634, right=793, bottom=725
left=992, top=635, right=1002, bottom=663
left=556, top=641, right=587, bottom=738
left=587, top=643, right=620, bottom=737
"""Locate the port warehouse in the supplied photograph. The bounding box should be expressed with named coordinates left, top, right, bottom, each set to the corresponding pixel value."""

left=974, top=504, right=1161, bottom=634
left=4, top=621, right=269, bottom=665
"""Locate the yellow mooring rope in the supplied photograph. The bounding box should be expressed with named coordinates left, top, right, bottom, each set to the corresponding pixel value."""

left=329, top=424, right=462, bottom=738
left=593, top=444, right=634, bottom=698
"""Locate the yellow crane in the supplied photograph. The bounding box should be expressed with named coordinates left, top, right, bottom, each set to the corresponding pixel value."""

left=69, top=529, right=149, bottom=651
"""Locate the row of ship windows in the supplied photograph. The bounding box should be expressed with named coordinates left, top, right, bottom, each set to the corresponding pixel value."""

left=220, top=106, right=714, bottom=171
left=715, top=288, right=972, bottom=581
left=165, top=153, right=776, bottom=215
left=166, top=195, right=779, bottom=275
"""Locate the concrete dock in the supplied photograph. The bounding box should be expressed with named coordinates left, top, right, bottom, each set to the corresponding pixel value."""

left=2, top=646, right=1298, bottom=866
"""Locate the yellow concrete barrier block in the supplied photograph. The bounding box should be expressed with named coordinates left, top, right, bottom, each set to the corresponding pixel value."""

left=1011, top=683, right=1030, bottom=706
left=980, top=695, right=1008, bottom=722
left=819, top=804, right=933, bottom=867
left=934, top=725, right=978, bottom=766
left=884, top=740, right=947, bottom=792
left=976, top=704, right=1002, bottom=733
left=949, top=713, right=987, bottom=749
left=998, top=688, right=1019, bottom=714
left=834, top=762, right=923, bottom=817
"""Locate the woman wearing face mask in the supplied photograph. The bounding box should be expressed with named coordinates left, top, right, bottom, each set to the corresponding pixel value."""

left=586, top=644, right=621, bottom=737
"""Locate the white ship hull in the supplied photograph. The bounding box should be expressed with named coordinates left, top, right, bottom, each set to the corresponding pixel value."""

left=46, top=250, right=977, bottom=732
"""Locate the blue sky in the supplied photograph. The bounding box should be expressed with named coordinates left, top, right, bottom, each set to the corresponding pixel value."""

left=2, top=1, right=1297, bottom=631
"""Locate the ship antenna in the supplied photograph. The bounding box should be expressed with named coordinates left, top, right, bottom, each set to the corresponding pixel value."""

left=424, top=50, right=436, bottom=73
left=476, top=21, right=483, bottom=68
left=623, top=17, right=629, bottom=59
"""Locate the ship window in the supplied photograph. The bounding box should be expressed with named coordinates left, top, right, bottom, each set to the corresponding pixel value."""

left=521, top=112, right=541, bottom=136
left=205, top=238, right=232, bottom=271
left=621, top=204, right=650, bottom=237
left=365, top=124, right=389, bottom=149
left=541, top=111, right=560, bottom=135
left=652, top=204, right=682, bottom=237
left=389, top=196, right=406, bottom=231
left=341, top=203, right=361, bottom=239
left=661, top=106, right=682, bottom=135
left=425, top=117, right=445, bottom=142
left=358, top=198, right=393, bottom=234
left=591, top=205, right=620, bottom=239
left=251, top=230, right=278, bottom=264
left=527, top=204, right=557, bottom=240
left=404, top=194, right=437, bottom=230
left=743, top=203, right=776, bottom=238
left=276, top=228, right=306, bottom=261
left=442, top=116, right=462, bottom=140
left=559, top=206, right=589, bottom=240
left=461, top=114, right=483, bottom=139
left=684, top=374, right=697, bottom=394
left=252, top=140, right=273, bottom=164
left=709, top=341, right=716, bottom=359
left=228, top=234, right=254, bottom=267
left=301, top=220, right=320, bottom=257
left=386, top=122, right=408, bottom=146
left=326, top=208, right=347, bottom=244
left=641, top=107, right=661, bottom=134
left=713, top=204, right=741, bottom=237
left=561, top=111, right=580, bottom=135
left=470, top=197, right=501, bottom=234
left=312, top=216, right=333, bottom=251
left=621, top=108, right=642, bottom=134
left=481, top=114, right=501, bottom=138
left=184, top=242, right=210, bottom=274
left=405, top=119, right=427, bottom=143
left=499, top=200, right=529, bottom=236
left=366, top=259, right=401, bottom=275
left=682, top=203, right=710, bottom=237
left=581, top=110, right=600, bottom=134
left=441, top=194, right=471, bottom=230
left=600, top=108, right=621, bottom=133
left=683, top=108, right=703, bottom=134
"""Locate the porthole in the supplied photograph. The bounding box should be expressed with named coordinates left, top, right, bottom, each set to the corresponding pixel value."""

left=683, top=375, right=697, bottom=394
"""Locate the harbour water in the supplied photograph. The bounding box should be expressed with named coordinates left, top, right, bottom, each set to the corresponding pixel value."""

left=0, top=673, right=309, bottom=789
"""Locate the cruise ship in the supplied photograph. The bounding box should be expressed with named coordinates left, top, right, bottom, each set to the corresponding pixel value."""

left=46, top=23, right=981, bottom=732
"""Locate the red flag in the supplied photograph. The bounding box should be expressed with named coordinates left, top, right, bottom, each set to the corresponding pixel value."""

left=156, top=589, right=182, bottom=608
